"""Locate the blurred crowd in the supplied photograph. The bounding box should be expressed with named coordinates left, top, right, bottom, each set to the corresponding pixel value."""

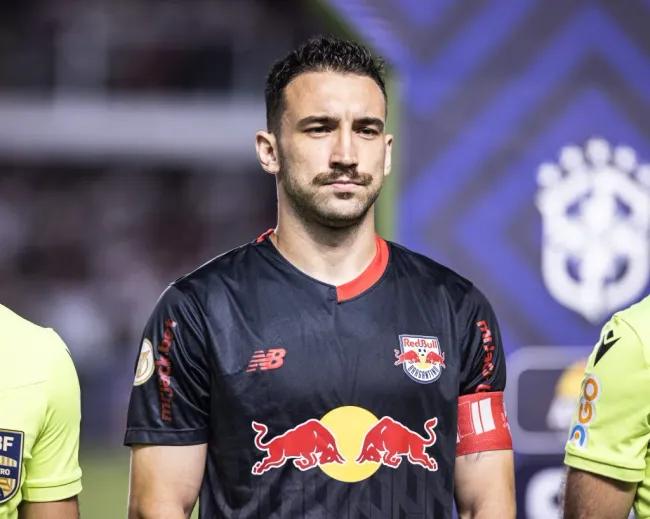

left=0, top=0, right=328, bottom=97
left=0, top=0, right=334, bottom=444
left=0, top=164, right=276, bottom=441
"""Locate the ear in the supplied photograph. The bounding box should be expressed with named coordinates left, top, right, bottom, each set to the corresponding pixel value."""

left=256, top=131, right=280, bottom=175
left=383, top=133, right=394, bottom=177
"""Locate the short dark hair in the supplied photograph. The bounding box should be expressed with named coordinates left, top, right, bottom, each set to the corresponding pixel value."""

left=264, top=35, right=387, bottom=134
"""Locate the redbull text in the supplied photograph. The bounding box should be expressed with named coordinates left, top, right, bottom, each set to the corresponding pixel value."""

left=402, top=337, right=436, bottom=349
left=356, top=417, right=439, bottom=471
left=251, top=420, right=346, bottom=475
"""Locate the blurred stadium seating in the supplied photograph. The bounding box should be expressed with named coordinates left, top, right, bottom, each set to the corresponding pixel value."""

left=0, top=0, right=337, bottom=516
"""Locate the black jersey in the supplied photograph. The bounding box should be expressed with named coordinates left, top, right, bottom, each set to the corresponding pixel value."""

left=124, top=230, right=511, bottom=519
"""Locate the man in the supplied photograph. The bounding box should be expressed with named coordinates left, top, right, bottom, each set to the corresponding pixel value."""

left=563, top=294, right=650, bottom=519
left=0, top=304, right=82, bottom=519
left=124, top=35, right=515, bottom=519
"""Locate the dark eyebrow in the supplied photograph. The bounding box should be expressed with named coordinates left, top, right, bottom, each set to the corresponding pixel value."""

left=297, top=115, right=385, bottom=132
left=297, top=115, right=339, bottom=128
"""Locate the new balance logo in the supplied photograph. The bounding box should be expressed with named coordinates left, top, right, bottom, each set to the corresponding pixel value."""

left=246, top=349, right=286, bottom=372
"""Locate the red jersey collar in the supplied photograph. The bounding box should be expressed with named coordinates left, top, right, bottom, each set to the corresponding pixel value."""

left=255, top=229, right=389, bottom=302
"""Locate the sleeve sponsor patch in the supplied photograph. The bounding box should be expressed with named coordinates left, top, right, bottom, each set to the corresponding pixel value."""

left=567, top=374, right=601, bottom=450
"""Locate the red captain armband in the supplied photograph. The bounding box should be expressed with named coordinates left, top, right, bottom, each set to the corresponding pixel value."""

left=456, top=391, right=512, bottom=457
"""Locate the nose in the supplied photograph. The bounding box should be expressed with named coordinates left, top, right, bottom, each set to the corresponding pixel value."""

left=329, top=127, right=358, bottom=169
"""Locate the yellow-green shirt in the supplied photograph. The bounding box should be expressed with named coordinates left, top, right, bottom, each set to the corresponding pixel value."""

left=0, top=305, right=82, bottom=519
left=565, top=294, right=650, bottom=518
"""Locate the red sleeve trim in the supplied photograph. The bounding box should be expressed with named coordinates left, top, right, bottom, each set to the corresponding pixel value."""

left=456, top=391, right=512, bottom=457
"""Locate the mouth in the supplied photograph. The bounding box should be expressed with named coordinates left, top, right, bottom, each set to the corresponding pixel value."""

left=324, top=181, right=362, bottom=191
left=322, top=177, right=365, bottom=188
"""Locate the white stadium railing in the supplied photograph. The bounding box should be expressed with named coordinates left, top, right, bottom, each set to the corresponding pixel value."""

left=0, top=95, right=265, bottom=165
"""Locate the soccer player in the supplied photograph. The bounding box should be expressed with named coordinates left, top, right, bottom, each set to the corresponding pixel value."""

left=0, top=304, right=82, bottom=519
left=124, top=35, right=515, bottom=519
left=563, top=294, right=650, bottom=519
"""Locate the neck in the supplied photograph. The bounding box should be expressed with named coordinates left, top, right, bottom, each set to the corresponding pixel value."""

left=270, top=205, right=379, bottom=287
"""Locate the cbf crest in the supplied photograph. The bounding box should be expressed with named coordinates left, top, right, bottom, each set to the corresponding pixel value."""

left=0, top=430, right=24, bottom=504
left=394, top=335, right=446, bottom=384
left=536, top=137, right=650, bottom=323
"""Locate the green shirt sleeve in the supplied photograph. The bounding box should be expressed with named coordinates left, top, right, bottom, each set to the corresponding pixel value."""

left=21, top=331, right=82, bottom=502
left=564, top=314, right=650, bottom=483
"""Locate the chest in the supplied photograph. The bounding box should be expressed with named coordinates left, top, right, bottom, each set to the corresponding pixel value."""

left=207, top=287, right=462, bottom=433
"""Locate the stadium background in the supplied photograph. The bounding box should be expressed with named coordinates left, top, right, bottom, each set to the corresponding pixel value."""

left=1, top=0, right=649, bottom=517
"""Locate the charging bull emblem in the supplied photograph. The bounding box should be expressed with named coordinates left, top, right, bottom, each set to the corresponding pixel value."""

left=251, top=419, right=346, bottom=475
left=356, top=417, right=439, bottom=471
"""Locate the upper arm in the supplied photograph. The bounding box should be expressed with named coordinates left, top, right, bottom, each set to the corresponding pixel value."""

left=454, top=286, right=514, bottom=516
left=562, top=468, right=636, bottom=519
left=454, top=450, right=515, bottom=518
left=456, top=286, right=512, bottom=458
left=563, top=314, right=650, bottom=516
left=124, top=285, right=211, bottom=514
left=22, top=332, right=82, bottom=504
left=18, top=496, right=79, bottom=519
left=129, top=444, right=207, bottom=518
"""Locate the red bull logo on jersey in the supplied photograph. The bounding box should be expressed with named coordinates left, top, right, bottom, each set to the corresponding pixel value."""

left=251, top=407, right=439, bottom=482
left=395, top=335, right=446, bottom=384
left=0, top=430, right=23, bottom=504
left=356, top=416, right=438, bottom=471
left=251, top=419, right=346, bottom=475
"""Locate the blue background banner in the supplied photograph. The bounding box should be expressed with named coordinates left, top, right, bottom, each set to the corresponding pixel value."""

left=323, top=1, right=650, bottom=516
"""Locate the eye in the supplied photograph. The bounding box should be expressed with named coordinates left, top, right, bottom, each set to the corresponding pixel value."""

left=306, top=126, right=330, bottom=134
left=359, top=128, right=379, bottom=136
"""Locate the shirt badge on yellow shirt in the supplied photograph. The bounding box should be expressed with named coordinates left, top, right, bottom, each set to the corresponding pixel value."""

left=568, top=374, right=601, bottom=449
left=0, top=429, right=23, bottom=504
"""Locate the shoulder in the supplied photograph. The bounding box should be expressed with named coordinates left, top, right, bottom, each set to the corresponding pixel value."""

left=387, top=241, right=489, bottom=310
left=145, top=239, right=262, bottom=326
left=611, top=294, right=650, bottom=342
left=599, top=294, right=650, bottom=364
left=172, top=240, right=259, bottom=293
left=1, top=303, right=51, bottom=340
left=387, top=241, right=473, bottom=291
left=0, top=304, right=72, bottom=386
left=153, top=238, right=258, bottom=301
